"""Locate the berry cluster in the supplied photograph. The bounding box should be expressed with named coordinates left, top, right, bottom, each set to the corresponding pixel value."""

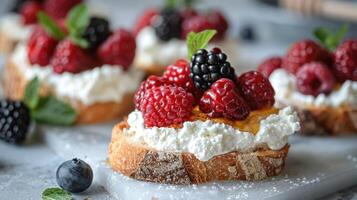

left=12, top=0, right=82, bottom=25
left=135, top=48, right=275, bottom=128
left=134, top=7, right=228, bottom=41
left=27, top=6, right=136, bottom=74
left=258, top=37, right=357, bottom=97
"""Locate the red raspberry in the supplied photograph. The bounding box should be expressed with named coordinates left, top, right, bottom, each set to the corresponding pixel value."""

left=134, top=76, right=169, bottom=110
left=141, top=85, right=194, bottom=128
left=51, top=39, right=97, bottom=74
left=199, top=78, right=250, bottom=120
left=206, top=10, right=228, bottom=40
left=20, top=1, right=42, bottom=25
left=296, top=62, right=336, bottom=96
left=333, top=40, right=357, bottom=81
left=180, top=8, right=198, bottom=20
left=181, top=15, right=214, bottom=39
left=133, top=8, right=158, bottom=36
left=44, top=0, right=82, bottom=19
left=27, top=27, right=58, bottom=66
left=97, top=29, right=136, bottom=69
left=163, top=59, right=194, bottom=92
left=257, top=56, right=283, bottom=78
left=237, top=71, right=275, bottom=110
left=284, top=40, right=332, bottom=74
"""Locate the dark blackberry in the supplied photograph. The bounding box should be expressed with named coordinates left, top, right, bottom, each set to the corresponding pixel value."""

left=10, top=0, right=27, bottom=13
left=190, top=48, right=236, bottom=90
left=0, top=100, right=31, bottom=144
left=82, top=17, right=110, bottom=50
left=153, top=8, right=182, bottom=41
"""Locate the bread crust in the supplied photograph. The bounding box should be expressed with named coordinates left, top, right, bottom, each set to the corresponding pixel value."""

left=2, top=60, right=135, bottom=124
left=0, top=30, right=18, bottom=54
left=108, top=121, right=290, bottom=185
left=296, top=106, right=357, bottom=136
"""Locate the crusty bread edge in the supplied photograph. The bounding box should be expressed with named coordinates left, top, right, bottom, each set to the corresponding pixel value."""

left=295, top=105, right=357, bottom=136
left=0, top=30, right=18, bottom=54
left=108, top=121, right=290, bottom=185
left=2, top=59, right=135, bottom=124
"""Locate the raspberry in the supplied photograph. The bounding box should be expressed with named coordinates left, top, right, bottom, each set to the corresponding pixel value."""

left=284, top=40, right=332, bottom=74
left=20, top=1, right=42, bottom=25
left=52, top=39, right=96, bottom=74
left=257, top=56, right=283, bottom=77
left=140, top=85, right=194, bottom=128
left=27, top=27, right=58, bottom=66
left=333, top=40, right=357, bottom=81
left=44, top=0, right=82, bottom=19
left=237, top=71, right=275, bottom=110
left=0, top=100, right=31, bottom=144
left=206, top=10, right=228, bottom=40
left=181, top=15, right=214, bottom=39
left=82, top=17, right=111, bottom=50
left=163, top=59, right=194, bottom=92
left=134, top=76, right=169, bottom=110
left=97, top=29, right=136, bottom=69
left=296, top=62, right=336, bottom=96
left=153, top=8, right=183, bottom=41
left=133, top=8, right=158, bottom=36
left=180, top=8, right=198, bottom=20
left=190, top=48, right=236, bottom=91
left=199, top=78, right=250, bottom=120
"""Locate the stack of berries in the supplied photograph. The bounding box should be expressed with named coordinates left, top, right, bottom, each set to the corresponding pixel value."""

left=258, top=27, right=357, bottom=97
left=26, top=3, right=136, bottom=74
left=134, top=47, right=275, bottom=128
left=134, top=5, right=228, bottom=41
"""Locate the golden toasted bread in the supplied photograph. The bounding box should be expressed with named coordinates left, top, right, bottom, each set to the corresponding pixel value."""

left=0, top=30, right=19, bottom=54
left=297, top=106, right=357, bottom=136
left=2, top=60, right=135, bottom=124
left=108, top=121, right=290, bottom=185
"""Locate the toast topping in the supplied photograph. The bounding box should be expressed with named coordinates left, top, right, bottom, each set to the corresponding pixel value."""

left=259, top=26, right=357, bottom=106
left=135, top=30, right=277, bottom=128
left=126, top=106, right=299, bottom=161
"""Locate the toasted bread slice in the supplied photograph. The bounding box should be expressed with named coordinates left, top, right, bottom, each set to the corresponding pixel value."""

left=108, top=121, right=290, bottom=185
left=0, top=30, right=19, bottom=54
left=2, top=60, right=135, bottom=124
left=297, top=106, right=357, bottom=136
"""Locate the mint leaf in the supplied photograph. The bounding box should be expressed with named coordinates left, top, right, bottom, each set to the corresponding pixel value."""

left=70, top=35, right=89, bottom=49
left=37, top=12, right=66, bottom=40
left=314, top=25, right=349, bottom=51
left=24, top=77, right=40, bottom=110
left=186, top=29, right=217, bottom=60
left=42, top=188, right=72, bottom=200
left=182, top=0, right=198, bottom=8
left=165, top=0, right=178, bottom=8
left=66, top=4, right=89, bottom=48
left=32, top=96, right=77, bottom=126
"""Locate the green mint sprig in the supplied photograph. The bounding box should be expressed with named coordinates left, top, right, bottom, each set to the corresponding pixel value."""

left=165, top=0, right=178, bottom=8
left=24, top=78, right=77, bottom=126
left=42, top=188, right=72, bottom=200
left=66, top=4, right=90, bottom=48
left=186, top=29, right=217, bottom=60
left=37, top=12, right=66, bottom=40
left=314, top=24, right=349, bottom=51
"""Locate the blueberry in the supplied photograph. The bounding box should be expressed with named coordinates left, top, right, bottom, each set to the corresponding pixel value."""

left=56, top=158, right=93, bottom=193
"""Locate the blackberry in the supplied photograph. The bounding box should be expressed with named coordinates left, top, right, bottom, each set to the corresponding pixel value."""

left=0, top=100, right=31, bottom=144
left=153, top=8, right=182, bottom=41
left=82, top=17, right=110, bottom=50
left=190, top=48, right=236, bottom=90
